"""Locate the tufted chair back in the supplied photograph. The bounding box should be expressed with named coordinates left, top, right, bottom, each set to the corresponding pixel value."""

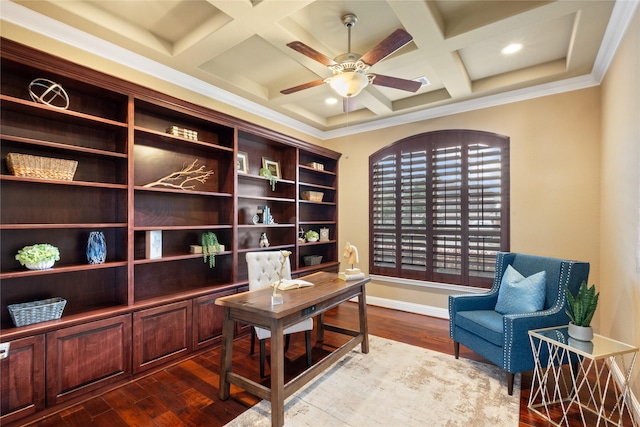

left=245, top=251, right=313, bottom=378
left=246, top=251, right=292, bottom=291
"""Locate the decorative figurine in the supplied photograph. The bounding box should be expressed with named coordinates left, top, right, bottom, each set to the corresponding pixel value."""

left=343, top=242, right=361, bottom=275
left=259, top=232, right=270, bottom=248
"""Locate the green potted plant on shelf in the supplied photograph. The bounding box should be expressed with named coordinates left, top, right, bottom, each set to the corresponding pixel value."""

left=201, top=232, right=221, bottom=268
left=259, top=167, right=278, bottom=191
left=304, top=230, right=319, bottom=242
left=15, top=243, right=60, bottom=270
left=565, top=281, right=599, bottom=341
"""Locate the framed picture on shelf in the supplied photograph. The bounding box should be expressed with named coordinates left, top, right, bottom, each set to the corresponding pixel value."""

left=145, top=230, right=162, bottom=259
left=237, top=151, right=249, bottom=174
left=262, top=157, right=281, bottom=179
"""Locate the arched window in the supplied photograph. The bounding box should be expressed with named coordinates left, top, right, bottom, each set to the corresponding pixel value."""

left=369, top=130, right=510, bottom=288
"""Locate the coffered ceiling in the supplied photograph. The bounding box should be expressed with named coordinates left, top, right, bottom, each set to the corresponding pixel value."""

left=2, top=1, right=636, bottom=138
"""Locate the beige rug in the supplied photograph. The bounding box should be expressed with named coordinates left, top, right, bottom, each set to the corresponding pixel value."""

left=225, top=335, right=521, bottom=427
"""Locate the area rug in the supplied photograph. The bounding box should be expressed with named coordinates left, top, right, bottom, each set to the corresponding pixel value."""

left=225, top=335, right=521, bottom=427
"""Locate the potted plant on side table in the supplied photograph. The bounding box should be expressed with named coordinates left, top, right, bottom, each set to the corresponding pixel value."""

left=565, top=281, right=599, bottom=341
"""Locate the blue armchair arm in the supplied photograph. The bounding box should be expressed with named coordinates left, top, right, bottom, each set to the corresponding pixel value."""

left=449, top=291, right=498, bottom=313
left=503, top=305, right=569, bottom=373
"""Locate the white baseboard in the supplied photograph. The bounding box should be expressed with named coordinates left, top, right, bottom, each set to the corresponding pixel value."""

left=608, top=357, right=640, bottom=423
left=631, top=395, right=640, bottom=426
left=364, top=295, right=450, bottom=319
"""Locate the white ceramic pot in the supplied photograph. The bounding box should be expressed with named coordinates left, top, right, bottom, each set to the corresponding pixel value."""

left=307, top=237, right=318, bottom=242
left=26, top=260, right=55, bottom=270
left=568, top=337, right=594, bottom=353
left=568, top=322, right=593, bottom=341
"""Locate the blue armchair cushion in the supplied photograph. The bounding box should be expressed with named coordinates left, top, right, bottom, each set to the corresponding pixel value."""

left=495, top=265, right=546, bottom=314
left=456, top=310, right=504, bottom=346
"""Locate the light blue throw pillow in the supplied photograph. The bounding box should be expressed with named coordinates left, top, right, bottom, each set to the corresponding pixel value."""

left=495, top=265, right=546, bottom=314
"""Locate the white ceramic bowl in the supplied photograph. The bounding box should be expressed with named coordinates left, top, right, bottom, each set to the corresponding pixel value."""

left=25, top=260, right=55, bottom=270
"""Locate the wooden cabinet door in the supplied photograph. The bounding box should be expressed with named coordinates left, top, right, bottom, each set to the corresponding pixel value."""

left=133, top=300, right=192, bottom=374
left=193, top=289, right=235, bottom=351
left=0, top=335, right=45, bottom=425
left=46, top=314, right=132, bottom=406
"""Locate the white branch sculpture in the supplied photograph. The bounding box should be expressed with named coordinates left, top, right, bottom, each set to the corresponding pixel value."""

left=143, top=159, right=214, bottom=190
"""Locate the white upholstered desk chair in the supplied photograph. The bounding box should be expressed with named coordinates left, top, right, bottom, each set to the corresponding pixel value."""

left=246, top=251, right=313, bottom=377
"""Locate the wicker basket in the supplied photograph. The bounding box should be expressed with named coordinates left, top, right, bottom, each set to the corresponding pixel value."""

left=301, top=191, right=324, bottom=202
left=6, top=153, right=78, bottom=181
left=8, top=297, right=66, bottom=327
left=303, top=255, right=323, bottom=266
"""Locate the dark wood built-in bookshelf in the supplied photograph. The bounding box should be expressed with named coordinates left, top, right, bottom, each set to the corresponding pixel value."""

left=0, top=38, right=340, bottom=425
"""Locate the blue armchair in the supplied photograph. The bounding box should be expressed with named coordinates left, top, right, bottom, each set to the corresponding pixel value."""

left=449, top=252, right=590, bottom=394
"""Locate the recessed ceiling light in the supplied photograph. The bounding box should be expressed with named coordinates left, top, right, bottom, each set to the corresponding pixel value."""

left=325, top=97, right=338, bottom=105
left=501, top=43, right=523, bottom=55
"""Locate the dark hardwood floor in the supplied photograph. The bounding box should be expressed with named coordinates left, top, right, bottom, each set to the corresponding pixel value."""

left=25, top=303, right=635, bottom=426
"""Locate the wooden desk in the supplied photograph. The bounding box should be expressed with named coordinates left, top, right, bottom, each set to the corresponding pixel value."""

left=216, top=271, right=370, bottom=427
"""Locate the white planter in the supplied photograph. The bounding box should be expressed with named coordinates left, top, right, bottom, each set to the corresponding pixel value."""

left=25, top=260, right=55, bottom=270
left=568, top=337, right=594, bottom=353
left=568, top=322, right=593, bottom=341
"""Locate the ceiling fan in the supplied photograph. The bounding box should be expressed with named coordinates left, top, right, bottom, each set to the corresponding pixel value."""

left=280, top=13, right=421, bottom=112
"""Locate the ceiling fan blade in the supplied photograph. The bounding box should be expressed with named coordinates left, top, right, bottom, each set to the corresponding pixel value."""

left=360, top=29, right=413, bottom=66
left=371, top=74, right=421, bottom=92
left=280, top=79, right=326, bottom=95
left=287, top=41, right=337, bottom=67
left=343, top=97, right=357, bottom=113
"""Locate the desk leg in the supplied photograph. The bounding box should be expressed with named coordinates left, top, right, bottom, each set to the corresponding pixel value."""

left=358, top=285, right=369, bottom=354
left=218, top=308, right=234, bottom=400
left=317, top=313, right=325, bottom=342
left=270, top=318, right=285, bottom=427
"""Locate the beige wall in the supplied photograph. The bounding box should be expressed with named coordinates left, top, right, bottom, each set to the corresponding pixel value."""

left=324, top=88, right=602, bottom=311
left=599, top=9, right=640, bottom=398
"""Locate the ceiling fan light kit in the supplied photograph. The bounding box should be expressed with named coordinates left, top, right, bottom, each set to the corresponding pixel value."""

left=326, top=71, right=369, bottom=98
left=282, top=13, right=420, bottom=107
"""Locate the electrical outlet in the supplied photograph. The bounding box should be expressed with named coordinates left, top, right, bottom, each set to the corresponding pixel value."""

left=0, top=342, right=10, bottom=359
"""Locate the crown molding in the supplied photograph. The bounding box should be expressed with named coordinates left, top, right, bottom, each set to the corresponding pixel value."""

left=2, top=0, right=637, bottom=141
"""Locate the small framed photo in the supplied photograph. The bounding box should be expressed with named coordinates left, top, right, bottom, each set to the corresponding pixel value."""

left=262, top=157, right=281, bottom=179
left=237, top=151, right=249, bottom=174
left=145, top=230, right=162, bottom=259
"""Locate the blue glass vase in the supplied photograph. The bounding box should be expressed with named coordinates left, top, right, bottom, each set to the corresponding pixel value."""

left=87, top=231, right=106, bottom=264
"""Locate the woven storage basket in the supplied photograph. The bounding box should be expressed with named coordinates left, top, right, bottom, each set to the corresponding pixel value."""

left=303, top=255, right=323, bottom=266
left=301, top=191, right=324, bottom=202
left=6, top=152, right=78, bottom=181
left=8, top=297, right=66, bottom=327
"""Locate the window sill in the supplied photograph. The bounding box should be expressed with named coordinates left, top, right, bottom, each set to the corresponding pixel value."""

left=370, top=274, right=489, bottom=294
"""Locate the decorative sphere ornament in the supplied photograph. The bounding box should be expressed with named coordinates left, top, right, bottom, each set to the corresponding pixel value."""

left=28, top=78, right=70, bottom=109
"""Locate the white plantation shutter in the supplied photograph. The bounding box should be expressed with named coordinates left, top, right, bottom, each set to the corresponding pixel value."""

left=370, top=130, right=509, bottom=288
